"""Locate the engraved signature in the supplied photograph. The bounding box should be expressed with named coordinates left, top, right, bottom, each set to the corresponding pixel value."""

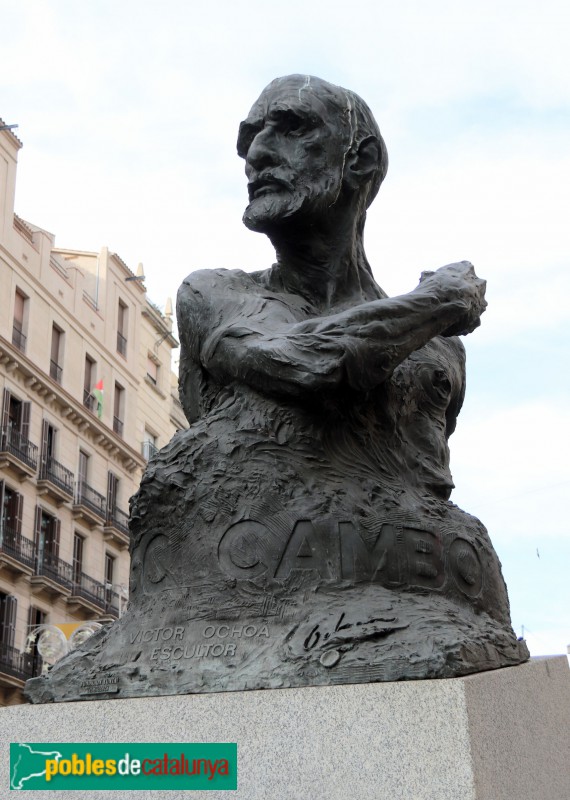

left=303, top=612, right=408, bottom=651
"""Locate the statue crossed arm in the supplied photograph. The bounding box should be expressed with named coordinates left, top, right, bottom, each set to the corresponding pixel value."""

left=178, top=260, right=486, bottom=407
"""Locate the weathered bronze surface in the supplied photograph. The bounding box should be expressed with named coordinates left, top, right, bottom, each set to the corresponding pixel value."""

left=25, top=75, right=528, bottom=703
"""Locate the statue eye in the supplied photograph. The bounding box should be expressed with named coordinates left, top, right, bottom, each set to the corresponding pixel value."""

left=282, top=112, right=303, bottom=134
left=273, top=110, right=306, bottom=136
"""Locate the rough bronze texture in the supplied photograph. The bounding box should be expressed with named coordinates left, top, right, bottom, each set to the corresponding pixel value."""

left=25, top=75, right=528, bottom=703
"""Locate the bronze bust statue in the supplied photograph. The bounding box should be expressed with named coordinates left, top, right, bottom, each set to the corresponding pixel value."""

left=26, top=75, right=528, bottom=703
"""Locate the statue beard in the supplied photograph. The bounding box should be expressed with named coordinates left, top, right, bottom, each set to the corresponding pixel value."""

left=243, top=177, right=342, bottom=234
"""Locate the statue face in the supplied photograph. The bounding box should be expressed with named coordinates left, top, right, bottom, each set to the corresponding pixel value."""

left=237, top=76, right=351, bottom=233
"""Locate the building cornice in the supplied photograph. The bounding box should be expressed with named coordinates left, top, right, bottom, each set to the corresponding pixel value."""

left=0, top=118, right=23, bottom=149
left=142, top=303, right=179, bottom=348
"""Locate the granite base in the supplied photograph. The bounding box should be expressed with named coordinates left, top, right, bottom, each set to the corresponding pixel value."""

left=2, top=656, right=569, bottom=799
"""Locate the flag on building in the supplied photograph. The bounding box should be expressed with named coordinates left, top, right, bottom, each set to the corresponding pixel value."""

left=92, top=379, right=104, bottom=419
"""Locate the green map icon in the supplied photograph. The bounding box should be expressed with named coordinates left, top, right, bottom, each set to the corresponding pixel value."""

left=10, top=743, right=63, bottom=790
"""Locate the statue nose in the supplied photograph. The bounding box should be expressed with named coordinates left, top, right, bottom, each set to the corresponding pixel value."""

left=246, top=128, right=280, bottom=171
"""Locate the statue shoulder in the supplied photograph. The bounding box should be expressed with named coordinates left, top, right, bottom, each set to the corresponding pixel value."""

left=178, top=267, right=264, bottom=301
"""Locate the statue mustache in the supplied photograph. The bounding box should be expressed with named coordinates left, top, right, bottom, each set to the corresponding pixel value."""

left=247, top=173, right=295, bottom=201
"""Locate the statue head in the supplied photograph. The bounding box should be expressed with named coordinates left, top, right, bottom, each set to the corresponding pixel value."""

left=237, top=75, right=388, bottom=236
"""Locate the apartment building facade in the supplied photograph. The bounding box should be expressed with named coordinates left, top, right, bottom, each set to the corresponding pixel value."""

left=0, top=121, right=186, bottom=704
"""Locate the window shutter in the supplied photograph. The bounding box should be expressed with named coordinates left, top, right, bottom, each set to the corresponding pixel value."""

left=50, top=327, right=60, bottom=364
left=1, top=388, right=10, bottom=439
left=21, top=401, right=31, bottom=440
left=34, top=505, right=42, bottom=550
left=14, top=291, right=24, bottom=326
left=53, top=518, right=61, bottom=558
left=40, top=419, right=49, bottom=469
left=15, top=493, right=23, bottom=535
left=28, top=605, right=46, bottom=628
left=0, top=595, right=18, bottom=649
left=107, top=472, right=117, bottom=514
left=78, top=451, right=88, bottom=483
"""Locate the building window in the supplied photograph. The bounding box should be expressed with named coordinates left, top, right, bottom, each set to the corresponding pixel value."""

left=1, top=389, right=33, bottom=464
left=83, top=355, right=96, bottom=411
left=146, top=355, right=159, bottom=386
left=0, top=593, right=18, bottom=651
left=113, top=383, right=124, bottom=436
left=72, top=533, right=84, bottom=584
left=12, top=289, right=27, bottom=352
left=78, top=450, right=89, bottom=484
left=105, top=552, right=115, bottom=583
left=40, top=419, right=56, bottom=466
left=2, top=391, right=27, bottom=435
left=117, top=300, right=128, bottom=356
left=142, top=430, right=158, bottom=460
left=0, top=481, right=23, bottom=546
left=50, top=324, right=64, bottom=384
left=107, top=472, right=118, bottom=516
left=34, top=507, right=61, bottom=567
left=105, top=552, right=116, bottom=599
left=38, top=420, right=73, bottom=496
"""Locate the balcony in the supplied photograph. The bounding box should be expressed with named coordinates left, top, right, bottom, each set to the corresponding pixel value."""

left=117, top=331, right=127, bottom=357
left=0, top=643, right=33, bottom=688
left=68, top=571, right=107, bottom=616
left=103, top=506, right=130, bottom=549
left=49, top=359, right=62, bottom=384
left=0, top=426, right=38, bottom=480
left=142, top=440, right=158, bottom=461
left=12, top=325, right=26, bottom=353
left=0, top=528, right=35, bottom=577
left=30, top=552, right=73, bottom=599
left=37, top=456, right=74, bottom=505
left=72, top=481, right=106, bottom=527
left=113, top=416, right=123, bottom=437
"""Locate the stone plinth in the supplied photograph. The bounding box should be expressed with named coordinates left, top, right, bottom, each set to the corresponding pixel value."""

left=2, top=657, right=569, bottom=799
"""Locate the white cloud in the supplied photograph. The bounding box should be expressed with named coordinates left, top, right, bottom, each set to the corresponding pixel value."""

left=450, top=400, right=570, bottom=542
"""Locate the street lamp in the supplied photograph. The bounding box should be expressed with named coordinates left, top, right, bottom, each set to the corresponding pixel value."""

left=23, top=622, right=103, bottom=673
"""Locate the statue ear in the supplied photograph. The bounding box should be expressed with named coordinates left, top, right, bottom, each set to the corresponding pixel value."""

left=344, top=136, right=380, bottom=190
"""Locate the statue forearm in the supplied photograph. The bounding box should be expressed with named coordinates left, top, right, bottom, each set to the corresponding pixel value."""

left=203, top=263, right=485, bottom=396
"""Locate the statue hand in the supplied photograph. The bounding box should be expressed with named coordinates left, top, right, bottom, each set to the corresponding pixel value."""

left=420, top=261, right=487, bottom=336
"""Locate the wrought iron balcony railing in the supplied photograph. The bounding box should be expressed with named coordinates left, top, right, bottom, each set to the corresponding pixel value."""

left=74, top=480, right=106, bottom=519
left=49, top=359, right=62, bottom=383
left=104, top=589, right=121, bottom=617
left=34, top=551, right=74, bottom=591
left=117, top=331, right=127, bottom=356
left=0, top=642, right=34, bottom=681
left=141, top=440, right=158, bottom=460
left=106, top=506, right=129, bottom=535
left=113, top=416, right=123, bottom=437
left=83, top=389, right=95, bottom=412
left=39, top=456, right=74, bottom=496
left=71, top=571, right=106, bottom=609
left=0, top=526, right=35, bottom=569
left=0, top=426, right=39, bottom=471
left=12, top=325, right=26, bottom=352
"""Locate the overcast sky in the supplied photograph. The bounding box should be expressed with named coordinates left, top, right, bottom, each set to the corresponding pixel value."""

left=2, top=0, right=569, bottom=656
